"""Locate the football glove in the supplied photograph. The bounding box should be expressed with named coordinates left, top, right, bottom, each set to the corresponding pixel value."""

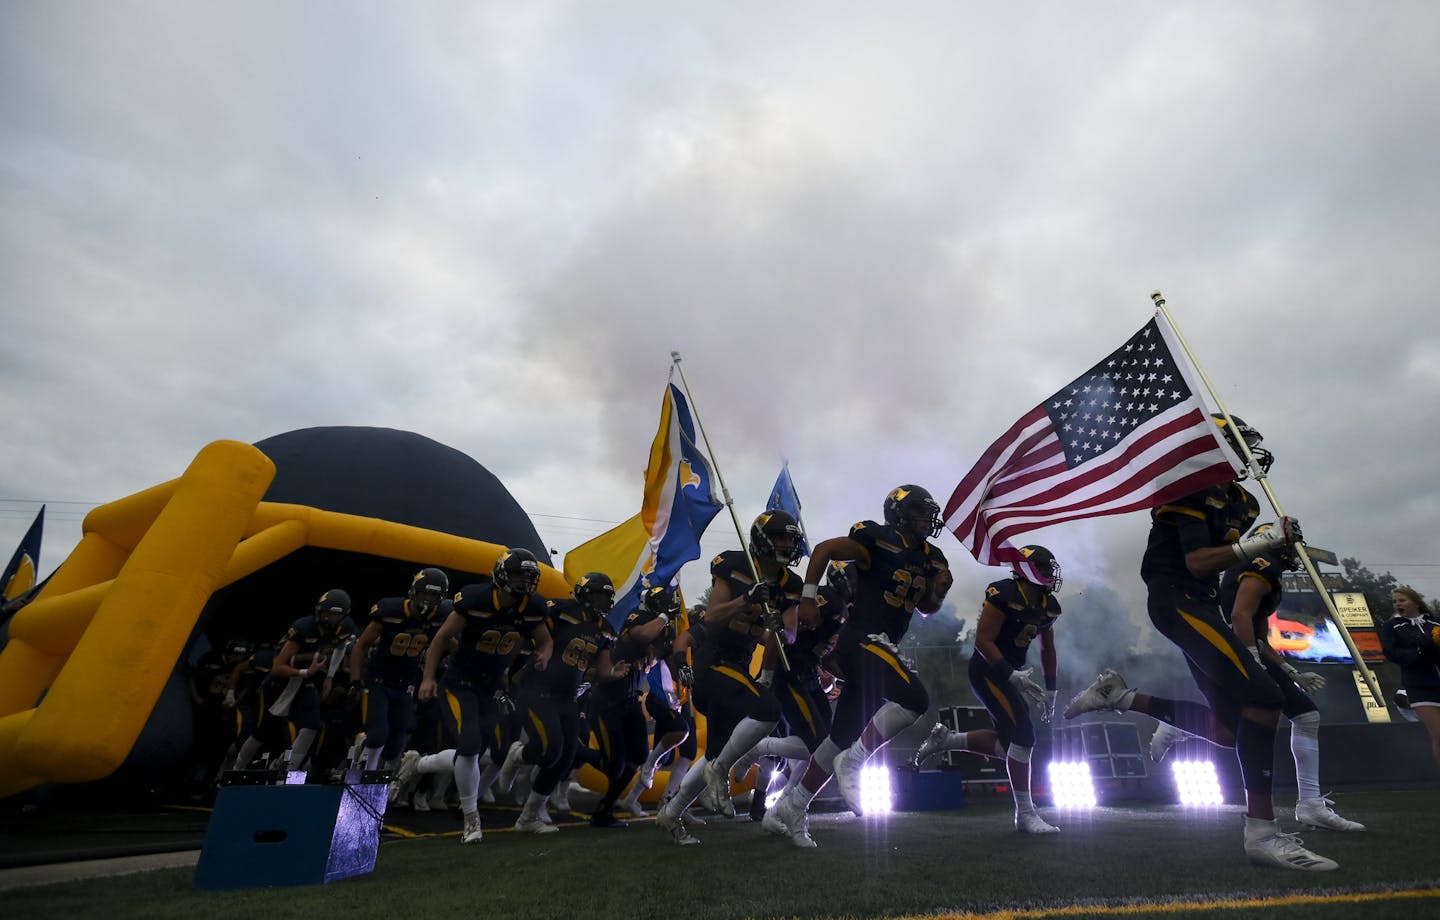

left=1008, top=667, right=1047, bottom=707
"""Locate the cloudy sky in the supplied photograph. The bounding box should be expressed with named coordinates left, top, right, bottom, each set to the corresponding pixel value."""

left=3, top=2, right=1438, bottom=680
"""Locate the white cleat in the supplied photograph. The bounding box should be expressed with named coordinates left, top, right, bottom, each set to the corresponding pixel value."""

left=657, top=809, right=701, bottom=845
left=912, top=723, right=952, bottom=769
left=1149, top=721, right=1192, bottom=763
left=1064, top=669, right=1137, bottom=719
left=830, top=744, right=867, bottom=817
left=495, top=741, right=525, bottom=797
left=514, top=815, right=559, bottom=834
left=1015, top=810, right=1061, bottom=834
left=393, top=750, right=421, bottom=788
left=426, top=788, right=450, bottom=812
left=614, top=799, right=649, bottom=818
left=460, top=812, right=483, bottom=845
left=548, top=785, right=572, bottom=813
left=1295, top=796, right=1366, bottom=832
left=699, top=761, right=736, bottom=818
left=412, top=791, right=431, bottom=813
left=1245, top=830, right=1337, bottom=871
left=763, top=790, right=817, bottom=848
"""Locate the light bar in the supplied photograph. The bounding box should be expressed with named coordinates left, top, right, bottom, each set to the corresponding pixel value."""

left=858, top=763, right=893, bottom=815
left=1046, top=761, right=1097, bottom=808
left=1171, top=759, right=1223, bottom=806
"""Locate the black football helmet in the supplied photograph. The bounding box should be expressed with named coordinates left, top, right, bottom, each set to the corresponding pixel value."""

left=641, top=583, right=681, bottom=619
left=224, top=637, right=255, bottom=661
left=884, top=485, right=943, bottom=541
left=750, top=510, right=805, bottom=567
left=315, top=588, right=351, bottom=628
left=826, top=560, right=858, bottom=602
left=408, top=567, right=450, bottom=618
left=493, top=548, right=541, bottom=595
left=1014, top=545, right=1062, bottom=593
left=1211, top=413, right=1273, bottom=478
left=573, top=572, right=617, bottom=617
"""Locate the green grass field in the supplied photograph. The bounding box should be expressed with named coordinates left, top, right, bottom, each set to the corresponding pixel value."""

left=9, top=789, right=1439, bottom=920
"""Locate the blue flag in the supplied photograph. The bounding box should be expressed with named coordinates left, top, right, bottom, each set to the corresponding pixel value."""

left=767, top=462, right=810, bottom=557
left=2, top=505, right=44, bottom=602
left=564, top=382, right=724, bottom=627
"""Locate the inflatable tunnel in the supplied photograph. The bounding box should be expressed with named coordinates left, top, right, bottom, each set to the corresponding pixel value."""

left=0, top=429, right=571, bottom=799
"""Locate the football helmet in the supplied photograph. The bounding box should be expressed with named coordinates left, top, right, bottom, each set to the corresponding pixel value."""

left=408, top=567, right=450, bottom=618
left=750, top=510, right=804, bottom=567
left=1212, top=413, right=1273, bottom=477
left=224, top=637, right=255, bottom=661
left=826, top=560, right=858, bottom=602
left=641, top=583, right=681, bottom=620
left=493, top=548, right=542, bottom=596
left=573, top=572, right=617, bottom=617
left=883, top=485, right=943, bottom=540
left=1014, top=545, right=1063, bottom=592
left=315, top=588, right=351, bottom=627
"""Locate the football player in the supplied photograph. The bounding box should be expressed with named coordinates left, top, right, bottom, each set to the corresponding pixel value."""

left=588, top=582, right=675, bottom=828
left=418, top=548, right=552, bottom=844
left=765, top=485, right=952, bottom=848
left=1064, top=415, right=1337, bottom=871
left=497, top=572, right=617, bottom=833
left=912, top=545, right=1064, bottom=833
left=656, top=510, right=801, bottom=844
left=348, top=568, right=451, bottom=773
left=231, top=589, right=356, bottom=773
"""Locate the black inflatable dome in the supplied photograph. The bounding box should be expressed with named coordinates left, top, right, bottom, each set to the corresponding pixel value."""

left=196, top=426, right=549, bottom=657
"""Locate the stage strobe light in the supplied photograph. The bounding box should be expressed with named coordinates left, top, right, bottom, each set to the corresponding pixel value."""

left=1171, top=759, right=1224, bottom=806
left=858, top=763, right=893, bottom=815
left=1046, top=760, right=1097, bottom=808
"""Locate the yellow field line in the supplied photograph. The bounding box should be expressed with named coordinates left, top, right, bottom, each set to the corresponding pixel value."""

left=886, top=887, right=1440, bottom=919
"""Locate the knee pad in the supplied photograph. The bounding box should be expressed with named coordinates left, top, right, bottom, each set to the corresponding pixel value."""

left=1006, top=742, right=1032, bottom=764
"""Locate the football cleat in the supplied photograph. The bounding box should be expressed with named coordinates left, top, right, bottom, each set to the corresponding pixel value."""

left=912, top=722, right=952, bottom=769
left=461, top=812, right=483, bottom=845
left=514, top=815, right=559, bottom=834
left=1015, top=810, right=1061, bottom=834
left=393, top=749, right=421, bottom=788
left=1063, top=669, right=1137, bottom=719
left=1295, top=796, right=1366, bottom=832
left=763, top=789, right=817, bottom=848
left=614, top=799, right=649, bottom=818
left=699, top=760, right=736, bottom=817
left=548, top=784, right=572, bottom=813
left=495, top=741, right=525, bottom=796
left=590, top=811, right=629, bottom=829
left=1149, top=721, right=1192, bottom=763
left=412, top=791, right=431, bottom=813
left=657, top=809, right=700, bottom=845
left=426, top=787, right=450, bottom=812
left=1244, top=830, right=1337, bottom=871
left=830, top=744, right=867, bottom=817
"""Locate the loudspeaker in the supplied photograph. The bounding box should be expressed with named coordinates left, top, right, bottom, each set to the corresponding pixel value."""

left=193, top=780, right=388, bottom=889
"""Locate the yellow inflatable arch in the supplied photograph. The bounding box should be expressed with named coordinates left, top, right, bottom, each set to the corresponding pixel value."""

left=0, top=440, right=573, bottom=799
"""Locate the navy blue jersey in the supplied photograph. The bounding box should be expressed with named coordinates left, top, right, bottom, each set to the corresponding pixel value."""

left=448, top=583, right=546, bottom=687
left=979, top=577, right=1060, bottom=672
left=841, top=520, right=948, bottom=645
left=536, top=597, right=615, bottom=698
left=1218, top=553, right=1285, bottom=635
left=693, top=549, right=803, bottom=670
left=787, top=584, right=847, bottom=676
left=280, top=614, right=357, bottom=662
left=1140, top=483, right=1259, bottom=591
left=363, top=596, right=451, bottom=682
left=594, top=607, right=661, bottom=704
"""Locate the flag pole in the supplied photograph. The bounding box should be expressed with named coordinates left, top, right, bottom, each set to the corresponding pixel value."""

left=670, top=351, right=792, bottom=671
left=1150, top=291, right=1385, bottom=706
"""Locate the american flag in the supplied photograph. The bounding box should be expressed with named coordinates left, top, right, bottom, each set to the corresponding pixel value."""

left=944, top=313, right=1241, bottom=572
